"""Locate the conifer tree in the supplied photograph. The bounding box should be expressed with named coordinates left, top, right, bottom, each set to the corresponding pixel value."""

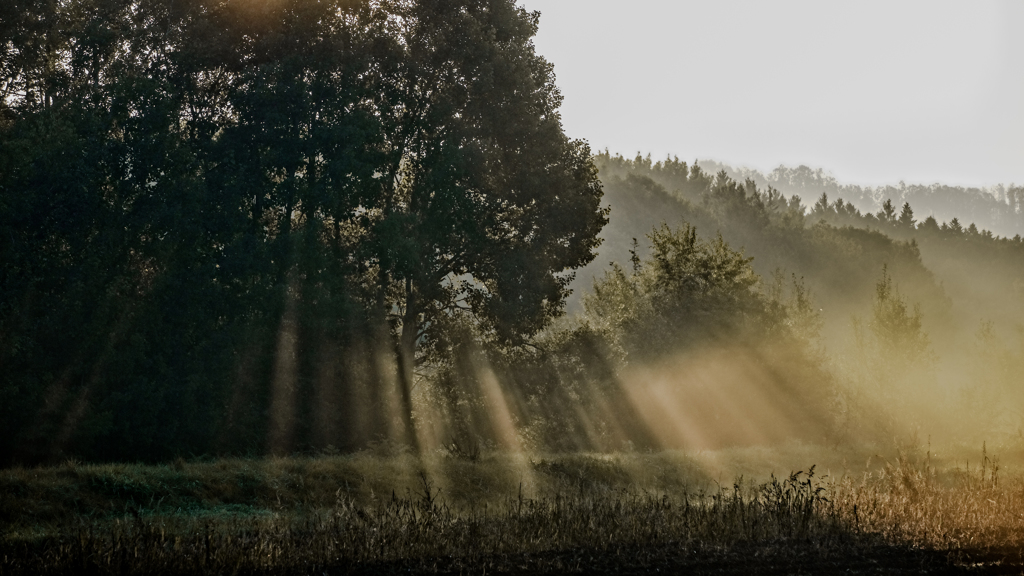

left=898, top=202, right=916, bottom=229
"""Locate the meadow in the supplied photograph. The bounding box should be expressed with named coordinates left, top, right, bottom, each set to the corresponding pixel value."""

left=3, top=443, right=1023, bottom=575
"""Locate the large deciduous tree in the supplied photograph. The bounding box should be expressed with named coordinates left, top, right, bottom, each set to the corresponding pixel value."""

left=0, top=0, right=605, bottom=461
left=363, top=0, right=607, bottom=443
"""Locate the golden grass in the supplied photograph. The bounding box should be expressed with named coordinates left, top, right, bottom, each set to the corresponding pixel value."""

left=2, top=444, right=1023, bottom=574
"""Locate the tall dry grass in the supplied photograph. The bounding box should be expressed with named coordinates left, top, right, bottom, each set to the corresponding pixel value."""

left=2, top=447, right=1023, bottom=574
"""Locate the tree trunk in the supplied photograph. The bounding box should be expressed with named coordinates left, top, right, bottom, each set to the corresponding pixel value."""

left=396, top=278, right=420, bottom=451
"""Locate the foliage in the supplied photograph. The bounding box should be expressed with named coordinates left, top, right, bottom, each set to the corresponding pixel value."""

left=0, top=0, right=605, bottom=464
left=585, top=152, right=948, bottom=328
left=839, top=266, right=935, bottom=442
left=5, top=0, right=1024, bottom=468
left=583, top=223, right=764, bottom=358
left=470, top=222, right=837, bottom=451
left=703, top=159, right=1024, bottom=239
left=867, top=266, right=930, bottom=366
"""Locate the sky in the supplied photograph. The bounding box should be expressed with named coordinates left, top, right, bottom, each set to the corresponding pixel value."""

left=516, top=0, right=1024, bottom=188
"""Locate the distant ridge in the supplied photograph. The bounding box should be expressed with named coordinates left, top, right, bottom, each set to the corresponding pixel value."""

left=696, top=159, right=1024, bottom=238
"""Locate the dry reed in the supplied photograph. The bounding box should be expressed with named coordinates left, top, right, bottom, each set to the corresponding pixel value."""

left=2, top=450, right=1022, bottom=574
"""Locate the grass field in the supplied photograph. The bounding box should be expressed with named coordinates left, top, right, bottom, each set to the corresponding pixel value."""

left=2, top=443, right=1023, bottom=575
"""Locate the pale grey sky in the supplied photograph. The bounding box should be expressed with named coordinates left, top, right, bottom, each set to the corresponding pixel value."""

left=518, top=0, right=1023, bottom=188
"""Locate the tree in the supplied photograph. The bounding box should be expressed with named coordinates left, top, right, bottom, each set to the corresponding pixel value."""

left=851, top=265, right=932, bottom=414
left=0, top=0, right=606, bottom=462
left=359, top=0, right=607, bottom=446
left=948, top=217, right=963, bottom=234
left=869, top=266, right=929, bottom=363
left=582, top=223, right=763, bottom=358
left=897, top=202, right=915, bottom=229
left=919, top=215, right=940, bottom=234
left=812, top=192, right=830, bottom=219
left=877, top=199, right=896, bottom=225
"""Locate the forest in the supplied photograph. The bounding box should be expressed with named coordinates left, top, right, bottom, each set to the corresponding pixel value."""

left=3, top=0, right=1024, bottom=574
left=700, top=159, right=1024, bottom=240
left=0, top=0, right=608, bottom=464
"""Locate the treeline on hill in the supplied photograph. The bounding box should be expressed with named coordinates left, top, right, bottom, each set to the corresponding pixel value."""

left=700, top=159, right=1024, bottom=240
left=587, top=152, right=1024, bottom=338
left=580, top=153, right=951, bottom=333
left=583, top=153, right=1024, bottom=444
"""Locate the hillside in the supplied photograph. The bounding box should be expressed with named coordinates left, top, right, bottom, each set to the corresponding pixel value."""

left=575, top=153, right=1024, bottom=337
left=698, top=159, right=1024, bottom=239
left=567, top=153, right=1024, bottom=446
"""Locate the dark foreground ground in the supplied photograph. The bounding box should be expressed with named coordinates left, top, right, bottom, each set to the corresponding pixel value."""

left=333, top=546, right=1021, bottom=576
left=8, top=542, right=1017, bottom=576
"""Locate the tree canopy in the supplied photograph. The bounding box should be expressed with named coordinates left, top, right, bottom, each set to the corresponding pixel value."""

left=0, top=0, right=606, bottom=464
